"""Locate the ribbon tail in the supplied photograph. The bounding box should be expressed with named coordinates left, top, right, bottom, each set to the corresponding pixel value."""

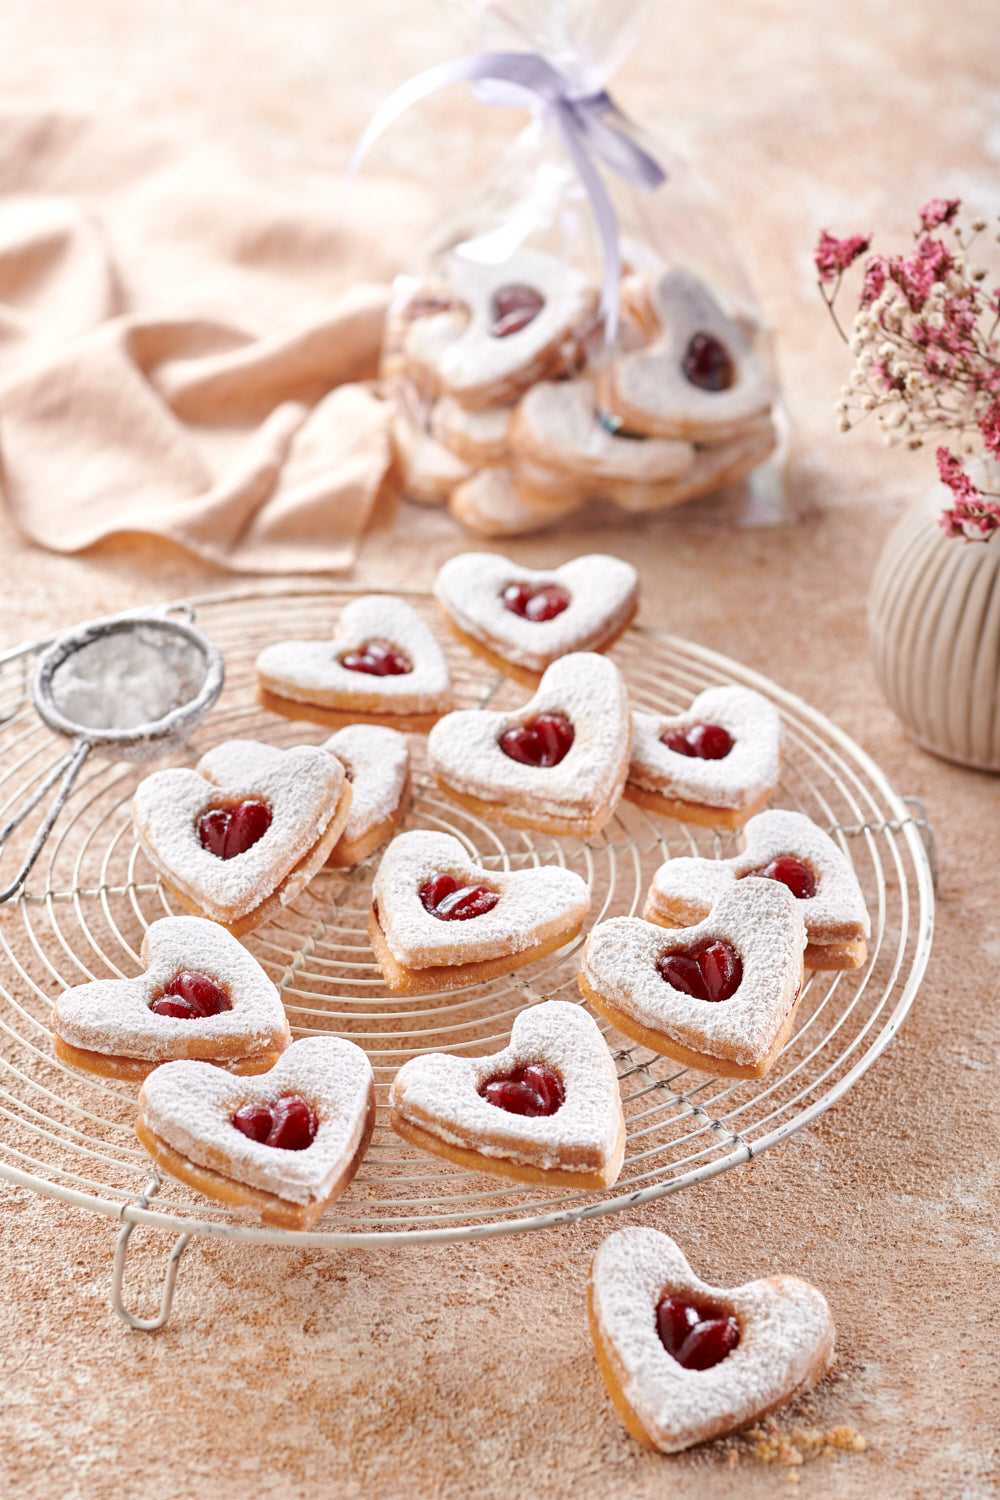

left=551, top=105, right=622, bottom=352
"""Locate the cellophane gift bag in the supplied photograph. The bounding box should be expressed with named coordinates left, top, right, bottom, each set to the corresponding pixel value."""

left=373, top=0, right=788, bottom=537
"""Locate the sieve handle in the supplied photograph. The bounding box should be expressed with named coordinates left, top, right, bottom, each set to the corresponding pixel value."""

left=0, top=738, right=92, bottom=903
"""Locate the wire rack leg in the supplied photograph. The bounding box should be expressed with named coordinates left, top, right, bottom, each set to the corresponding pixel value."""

left=111, top=1178, right=192, bottom=1330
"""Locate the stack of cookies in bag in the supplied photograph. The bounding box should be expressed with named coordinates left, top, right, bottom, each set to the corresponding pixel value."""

left=382, top=247, right=778, bottom=535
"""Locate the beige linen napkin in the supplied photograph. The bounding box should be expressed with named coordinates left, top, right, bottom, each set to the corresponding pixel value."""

left=0, top=109, right=433, bottom=572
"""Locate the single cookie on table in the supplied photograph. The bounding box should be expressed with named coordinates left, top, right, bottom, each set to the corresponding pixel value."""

left=597, top=268, right=775, bottom=444
left=51, top=916, right=290, bottom=1081
left=368, top=829, right=590, bottom=995
left=132, top=740, right=352, bottom=937
left=407, top=248, right=598, bottom=411
left=434, top=551, right=639, bottom=687
left=390, top=404, right=472, bottom=506
left=135, top=1036, right=375, bottom=1231
left=588, top=1227, right=836, bottom=1453
left=449, top=463, right=581, bottom=537
left=579, top=880, right=806, bottom=1079
left=322, top=724, right=411, bottom=868
left=644, top=808, right=870, bottom=971
left=255, top=595, right=452, bottom=732
left=430, top=393, right=512, bottom=466
left=625, top=686, right=784, bottom=830
left=389, top=1000, right=625, bottom=1189
left=428, top=652, right=632, bottom=839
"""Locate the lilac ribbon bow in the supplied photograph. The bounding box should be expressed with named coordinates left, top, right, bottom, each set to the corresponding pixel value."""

left=348, top=51, right=667, bottom=348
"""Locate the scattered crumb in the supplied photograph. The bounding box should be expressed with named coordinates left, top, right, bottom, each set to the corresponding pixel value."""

left=741, top=1416, right=868, bottom=1470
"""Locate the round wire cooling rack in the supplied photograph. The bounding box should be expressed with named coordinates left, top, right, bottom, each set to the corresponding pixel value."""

left=0, top=583, right=934, bottom=1325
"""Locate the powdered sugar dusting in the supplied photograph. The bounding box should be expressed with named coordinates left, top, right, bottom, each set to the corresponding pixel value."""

left=630, top=687, right=783, bottom=811
left=138, top=1036, right=373, bottom=1206
left=590, top=1227, right=835, bottom=1452
left=649, top=809, right=870, bottom=942
left=428, top=653, right=631, bottom=821
left=322, top=725, right=410, bottom=847
left=434, top=553, right=639, bottom=673
left=372, top=830, right=589, bottom=968
left=581, top=881, right=806, bottom=1069
left=390, top=1000, right=622, bottom=1171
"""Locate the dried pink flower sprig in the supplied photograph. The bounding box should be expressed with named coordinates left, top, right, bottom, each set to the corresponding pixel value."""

left=815, top=199, right=1000, bottom=542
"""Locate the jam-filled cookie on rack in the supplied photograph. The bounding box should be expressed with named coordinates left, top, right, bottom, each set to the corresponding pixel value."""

left=434, top=552, right=639, bottom=687
left=51, top=916, right=290, bottom=1081
left=254, top=595, right=452, bottom=732
left=579, top=880, right=806, bottom=1079
left=368, top=830, right=589, bottom=994
left=322, top=724, right=411, bottom=868
left=588, top=1227, right=836, bottom=1452
left=428, top=652, right=632, bottom=838
left=136, top=1036, right=375, bottom=1230
left=132, top=739, right=351, bottom=937
left=625, top=685, right=783, bottom=830
left=389, top=1000, right=625, bottom=1189
left=644, top=808, right=870, bottom=971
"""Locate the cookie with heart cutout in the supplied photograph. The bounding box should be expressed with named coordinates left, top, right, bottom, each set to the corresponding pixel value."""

left=596, top=268, right=775, bottom=444
left=135, top=1035, right=375, bottom=1230
left=449, top=464, right=581, bottom=538
left=434, top=552, right=639, bottom=688
left=588, top=1227, right=836, bottom=1453
left=321, top=724, right=411, bottom=868
left=625, top=685, right=784, bottom=830
left=427, top=652, right=632, bottom=839
left=254, top=595, right=453, bottom=732
left=644, top=809, right=871, bottom=972
left=368, top=829, right=590, bottom=994
left=430, top=393, right=513, bottom=467
left=579, top=879, right=806, bottom=1079
left=389, top=999, right=624, bottom=1188
left=51, top=916, right=291, bottom=1081
left=132, top=739, right=352, bottom=937
left=390, top=403, right=472, bottom=506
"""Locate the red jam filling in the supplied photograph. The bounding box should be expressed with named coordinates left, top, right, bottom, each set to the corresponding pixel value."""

left=199, top=800, right=273, bottom=860
left=656, top=1295, right=740, bottom=1370
left=232, top=1094, right=317, bottom=1151
left=682, top=331, right=735, bottom=392
left=501, top=582, right=571, bottom=622
left=481, top=1063, right=565, bottom=1117
left=660, top=723, right=734, bottom=760
left=419, top=873, right=499, bottom=921
left=339, top=640, right=412, bottom=676
left=490, top=284, right=545, bottom=338
left=499, top=712, right=574, bottom=767
left=150, top=970, right=231, bottom=1019
left=746, top=855, right=817, bottom=900
left=657, top=940, right=743, bottom=1003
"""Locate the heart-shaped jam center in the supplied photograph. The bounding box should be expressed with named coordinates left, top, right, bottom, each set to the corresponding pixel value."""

left=499, top=712, right=575, bottom=768
left=501, top=582, right=571, bottom=622
left=656, top=1294, right=740, bottom=1370
left=481, top=1063, right=565, bottom=1117
left=199, top=800, right=273, bottom=860
left=232, top=1094, right=317, bottom=1151
left=339, top=640, right=413, bottom=676
left=419, top=873, right=499, bottom=921
left=657, top=940, right=743, bottom=1003
left=660, top=723, right=734, bottom=760
left=681, top=331, right=735, bottom=392
left=150, top=970, right=231, bottom=1019
left=746, top=855, right=817, bottom=900
left=490, top=283, right=545, bottom=338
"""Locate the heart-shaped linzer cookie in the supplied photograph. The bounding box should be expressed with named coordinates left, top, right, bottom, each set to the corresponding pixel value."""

left=132, top=739, right=351, bottom=936
left=136, top=1036, right=375, bottom=1230
left=369, top=830, right=590, bottom=994
left=51, top=915, right=290, bottom=1080
left=645, top=809, right=871, bottom=971
left=389, top=1000, right=624, bottom=1188
left=428, top=652, right=632, bottom=838
left=579, top=880, right=806, bottom=1078
left=626, top=685, right=783, bottom=830
left=588, top=1227, right=836, bottom=1452
left=434, top=552, right=639, bottom=685
left=254, top=595, right=452, bottom=731
left=322, top=724, right=411, bottom=867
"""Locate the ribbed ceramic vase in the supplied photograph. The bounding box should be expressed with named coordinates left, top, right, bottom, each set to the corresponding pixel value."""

left=870, top=484, right=1000, bottom=771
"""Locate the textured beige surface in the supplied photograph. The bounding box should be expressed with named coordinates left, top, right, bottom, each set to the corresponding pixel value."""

left=1, top=2, right=998, bottom=1498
